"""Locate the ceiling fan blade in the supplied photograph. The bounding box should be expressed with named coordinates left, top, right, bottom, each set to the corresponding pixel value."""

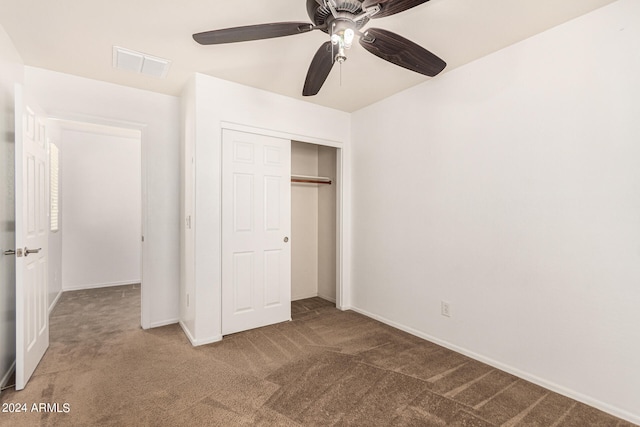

left=193, top=22, right=314, bottom=45
left=359, top=28, right=446, bottom=77
left=363, top=0, right=430, bottom=19
left=303, top=42, right=335, bottom=96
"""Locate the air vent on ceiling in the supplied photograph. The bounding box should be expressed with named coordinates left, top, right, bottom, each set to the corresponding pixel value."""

left=112, top=46, right=171, bottom=78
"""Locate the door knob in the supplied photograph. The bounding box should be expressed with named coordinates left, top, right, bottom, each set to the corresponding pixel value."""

left=283, top=237, right=289, bottom=243
left=24, top=247, right=41, bottom=257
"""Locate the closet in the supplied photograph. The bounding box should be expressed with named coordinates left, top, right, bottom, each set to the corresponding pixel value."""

left=291, top=141, right=337, bottom=303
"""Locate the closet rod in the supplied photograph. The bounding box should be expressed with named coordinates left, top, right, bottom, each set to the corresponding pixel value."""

left=291, top=174, right=332, bottom=185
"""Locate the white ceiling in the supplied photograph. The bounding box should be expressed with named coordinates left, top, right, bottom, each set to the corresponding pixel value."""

left=0, top=0, right=618, bottom=112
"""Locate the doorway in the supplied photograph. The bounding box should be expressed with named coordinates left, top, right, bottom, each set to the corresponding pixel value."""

left=48, top=119, right=143, bottom=323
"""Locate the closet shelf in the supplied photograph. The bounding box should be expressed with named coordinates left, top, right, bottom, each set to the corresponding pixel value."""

left=291, top=174, right=332, bottom=185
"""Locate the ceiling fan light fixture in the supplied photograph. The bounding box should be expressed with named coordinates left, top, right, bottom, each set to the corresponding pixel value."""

left=344, top=28, right=355, bottom=47
left=330, top=19, right=356, bottom=49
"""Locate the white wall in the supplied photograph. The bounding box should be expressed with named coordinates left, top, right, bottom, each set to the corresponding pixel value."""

left=291, top=141, right=319, bottom=300
left=0, top=23, right=23, bottom=392
left=182, top=73, right=350, bottom=344
left=60, top=129, right=141, bottom=290
left=350, top=0, right=640, bottom=423
left=25, top=67, right=180, bottom=328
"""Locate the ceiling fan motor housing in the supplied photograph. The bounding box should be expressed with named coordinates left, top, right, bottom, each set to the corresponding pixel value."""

left=307, top=0, right=370, bottom=33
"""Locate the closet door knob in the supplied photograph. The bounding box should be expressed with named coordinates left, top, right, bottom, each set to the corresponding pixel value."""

left=284, top=237, right=289, bottom=243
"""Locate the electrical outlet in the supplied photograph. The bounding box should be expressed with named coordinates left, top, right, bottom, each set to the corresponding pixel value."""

left=441, top=301, right=451, bottom=317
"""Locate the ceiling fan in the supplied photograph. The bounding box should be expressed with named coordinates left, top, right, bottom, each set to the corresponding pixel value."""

left=193, top=0, right=446, bottom=96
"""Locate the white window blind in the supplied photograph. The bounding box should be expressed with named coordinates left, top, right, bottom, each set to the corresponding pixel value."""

left=50, top=143, right=59, bottom=232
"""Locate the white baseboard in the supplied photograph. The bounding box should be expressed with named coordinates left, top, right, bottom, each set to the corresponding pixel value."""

left=179, top=321, right=222, bottom=347
left=292, top=292, right=318, bottom=301
left=48, top=290, right=63, bottom=316
left=292, top=292, right=337, bottom=303
left=0, top=361, right=15, bottom=391
left=62, top=280, right=140, bottom=291
left=317, top=293, right=336, bottom=303
left=292, top=291, right=338, bottom=304
left=349, top=306, right=640, bottom=426
left=147, top=318, right=179, bottom=329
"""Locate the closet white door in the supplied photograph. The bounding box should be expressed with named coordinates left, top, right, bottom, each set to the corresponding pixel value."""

left=221, top=129, right=291, bottom=335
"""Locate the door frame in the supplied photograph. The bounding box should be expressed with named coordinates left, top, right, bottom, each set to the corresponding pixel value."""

left=220, top=121, right=349, bottom=315
left=46, top=114, right=149, bottom=328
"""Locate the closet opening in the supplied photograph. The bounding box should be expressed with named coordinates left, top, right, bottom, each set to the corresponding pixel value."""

left=291, top=141, right=338, bottom=310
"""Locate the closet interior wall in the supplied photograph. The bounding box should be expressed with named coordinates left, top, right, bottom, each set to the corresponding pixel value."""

left=291, top=141, right=336, bottom=302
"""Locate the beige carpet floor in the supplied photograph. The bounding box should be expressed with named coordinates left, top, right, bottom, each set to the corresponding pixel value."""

left=0, top=285, right=635, bottom=426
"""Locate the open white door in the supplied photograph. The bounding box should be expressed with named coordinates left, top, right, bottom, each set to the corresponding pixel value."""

left=222, top=129, right=291, bottom=335
left=14, top=84, right=49, bottom=390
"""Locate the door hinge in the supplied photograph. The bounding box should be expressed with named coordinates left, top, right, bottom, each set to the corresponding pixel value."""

left=141, top=235, right=145, bottom=242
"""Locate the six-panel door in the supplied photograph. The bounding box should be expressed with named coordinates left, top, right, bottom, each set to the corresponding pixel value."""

left=15, top=87, right=50, bottom=390
left=221, top=129, right=291, bottom=335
